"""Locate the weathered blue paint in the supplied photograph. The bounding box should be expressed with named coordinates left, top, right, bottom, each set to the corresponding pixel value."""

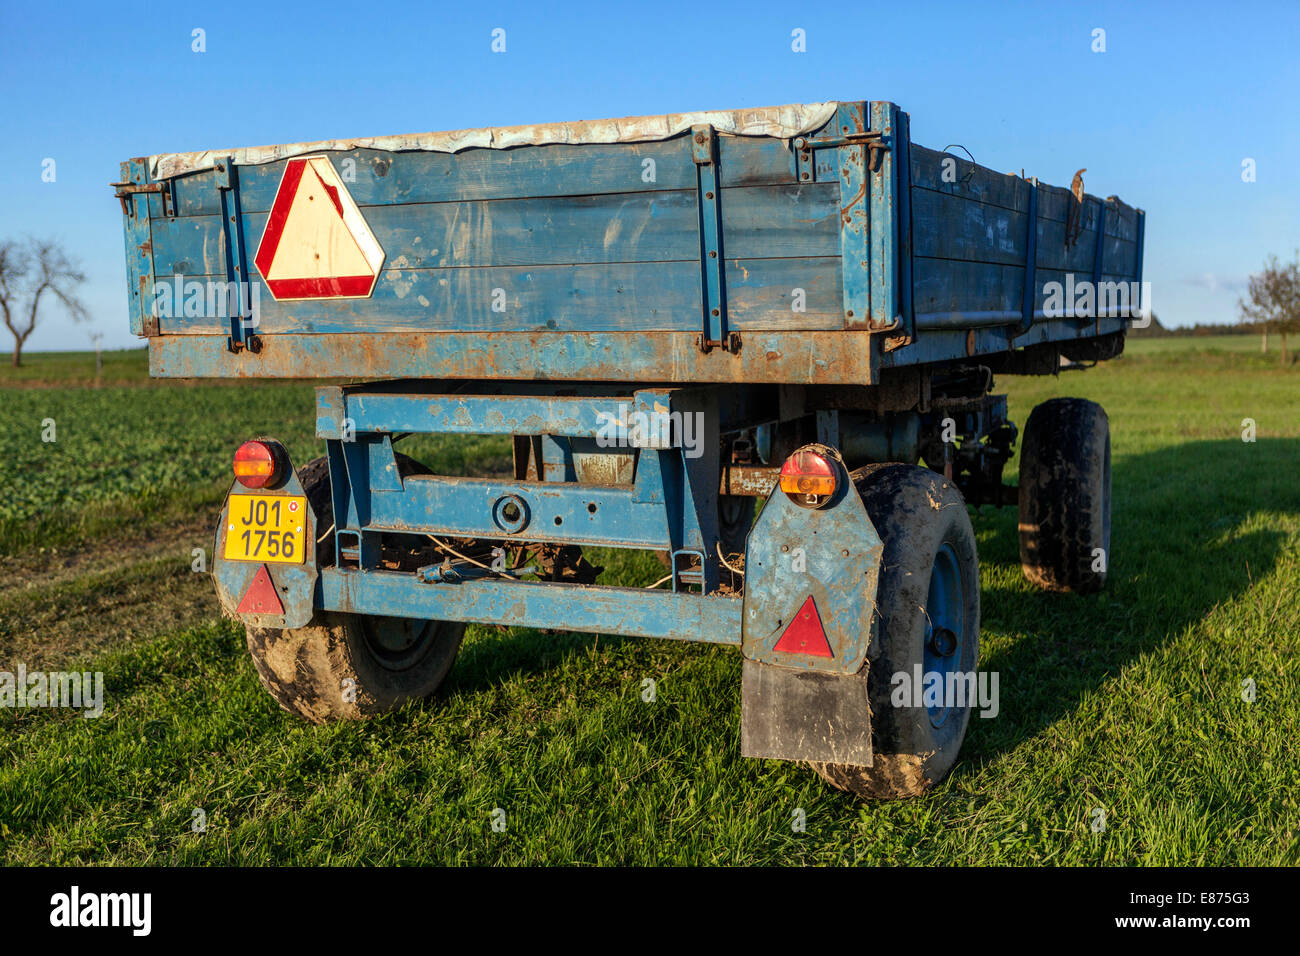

left=148, top=315, right=1121, bottom=384
left=119, top=103, right=1157, bottom=776
left=1091, top=199, right=1109, bottom=292
left=317, top=391, right=621, bottom=441
left=1134, top=209, right=1146, bottom=292
left=152, top=136, right=800, bottom=219
left=117, top=158, right=155, bottom=337
left=892, top=108, right=915, bottom=344
left=215, top=157, right=255, bottom=350
left=155, top=329, right=878, bottom=383
left=881, top=315, right=1128, bottom=369
left=1020, top=178, right=1040, bottom=334
left=125, top=100, right=1142, bottom=382
left=867, top=101, right=900, bottom=333
left=315, top=382, right=734, bottom=589
left=151, top=185, right=843, bottom=278
left=320, top=568, right=745, bottom=644
left=153, top=256, right=845, bottom=336
left=371, top=473, right=686, bottom=549
left=922, top=541, right=967, bottom=728
left=124, top=102, right=1145, bottom=697
left=692, top=124, right=729, bottom=347
left=833, top=102, right=871, bottom=333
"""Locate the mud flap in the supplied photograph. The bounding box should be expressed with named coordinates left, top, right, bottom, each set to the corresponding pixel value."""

left=739, top=445, right=881, bottom=766
left=741, top=660, right=873, bottom=765
left=212, top=440, right=318, bottom=630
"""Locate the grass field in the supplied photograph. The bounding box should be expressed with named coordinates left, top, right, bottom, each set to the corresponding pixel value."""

left=1, top=338, right=1297, bottom=865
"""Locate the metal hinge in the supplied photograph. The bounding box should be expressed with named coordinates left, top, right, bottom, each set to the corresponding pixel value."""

left=696, top=332, right=742, bottom=354
left=111, top=180, right=175, bottom=217
left=794, top=130, right=891, bottom=172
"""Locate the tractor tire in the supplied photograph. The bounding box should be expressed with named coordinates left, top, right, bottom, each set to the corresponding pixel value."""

left=1018, top=398, right=1111, bottom=593
left=244, top=454, right=465, bottom=723
left=811, top=463, right=981, bottom=799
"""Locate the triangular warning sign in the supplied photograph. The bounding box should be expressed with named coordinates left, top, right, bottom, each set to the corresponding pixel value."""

left=236, top=564, right=284, bottom=616
left=254, top=155, right=385, bottom=301
left=773, top=595, right=833, bottom=658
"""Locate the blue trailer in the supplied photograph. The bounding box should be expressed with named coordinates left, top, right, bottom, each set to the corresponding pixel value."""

left=115, top=100, right=1144, bottom=797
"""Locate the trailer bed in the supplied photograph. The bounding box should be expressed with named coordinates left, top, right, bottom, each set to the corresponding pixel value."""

left=117, top=100, right=1143, bottom=383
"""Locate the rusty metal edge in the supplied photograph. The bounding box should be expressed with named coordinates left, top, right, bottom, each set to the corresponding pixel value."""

left=148, top=331, right=879, bottom=386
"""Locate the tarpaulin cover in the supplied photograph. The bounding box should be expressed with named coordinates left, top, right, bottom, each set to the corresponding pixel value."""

left=146, top=102, right=840, bottom=180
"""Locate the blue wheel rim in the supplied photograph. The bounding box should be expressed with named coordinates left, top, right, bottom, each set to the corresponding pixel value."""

left=923, top=542, right=965, bottom=728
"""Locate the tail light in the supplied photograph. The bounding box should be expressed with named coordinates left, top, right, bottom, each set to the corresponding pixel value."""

left=779, top=448, right=838, bottom=508
left=233, top=440, right=281, bottom=489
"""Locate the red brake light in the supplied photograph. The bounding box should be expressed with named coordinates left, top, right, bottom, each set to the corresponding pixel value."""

left=779, top=448, right=838, bottom=508
left=233, top=440, right=280, bottom=489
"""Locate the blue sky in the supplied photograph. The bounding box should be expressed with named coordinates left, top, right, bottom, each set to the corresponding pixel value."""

left=1, top=0, right=1296, bottom=351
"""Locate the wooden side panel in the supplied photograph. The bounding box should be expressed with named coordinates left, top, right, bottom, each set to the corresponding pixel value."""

left=151, top=184, right=841, bottom=276
left=118, top=158, right=156, bottom=336
left=907, top=143, right=1142, bottom=322
left=143, top=137, right=845, bottom=336
left=154, top=256, right=844, bottom=334
left=123, top=102, right=1146, bottom=382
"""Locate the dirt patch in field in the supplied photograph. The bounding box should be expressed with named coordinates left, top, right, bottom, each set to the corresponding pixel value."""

left=0, top=514, right=214, bottom=599
left=0, top=515, right=222, bottom=669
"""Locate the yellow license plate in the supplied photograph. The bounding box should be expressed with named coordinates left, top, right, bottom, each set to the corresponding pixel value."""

left=223, top=494, right=308, bottom=564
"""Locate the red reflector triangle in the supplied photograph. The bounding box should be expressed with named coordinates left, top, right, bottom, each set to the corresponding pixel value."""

left=773, top=595, right=833, bottom=658
left=236, top=564, right=284, bottom=615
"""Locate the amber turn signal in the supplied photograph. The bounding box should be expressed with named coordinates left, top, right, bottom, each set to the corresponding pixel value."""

left=778, top=448, right=838, bottom=508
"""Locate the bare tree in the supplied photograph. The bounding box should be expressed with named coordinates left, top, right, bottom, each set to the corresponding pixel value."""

left=0, top=238, right=89, bottom=367
left=1239, top=253, right=1300, bottom=365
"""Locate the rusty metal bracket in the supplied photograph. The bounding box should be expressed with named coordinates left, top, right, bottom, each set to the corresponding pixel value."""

left=111, top=180, right=175, bottom=217
left=1017, top=177, right=1040, bottom=336
left=214, top=157, right=260, bottom=354
left=794, top=131, right=891, bottom=171
left=692, top=125, right=732, bottom=354
left=697, top=331, right=742, bottom=354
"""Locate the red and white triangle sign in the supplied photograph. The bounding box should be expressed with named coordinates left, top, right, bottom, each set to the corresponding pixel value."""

left=254, top=155, right=385, bottom=301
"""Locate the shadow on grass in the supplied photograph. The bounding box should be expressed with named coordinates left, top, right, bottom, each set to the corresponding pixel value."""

left=447, top=626, right=631, bottom=692
left=964, top=437, right=1300, bottom=761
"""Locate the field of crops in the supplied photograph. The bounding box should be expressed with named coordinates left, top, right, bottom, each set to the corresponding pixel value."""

left=1, top=338, right=1297, bottom=865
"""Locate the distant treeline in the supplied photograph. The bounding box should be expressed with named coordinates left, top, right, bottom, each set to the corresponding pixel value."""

left=1129, top=316, right=1256, bottom=338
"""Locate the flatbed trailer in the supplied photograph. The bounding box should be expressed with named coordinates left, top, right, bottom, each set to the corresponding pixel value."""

left=117, top=100, right=1144, bottom=797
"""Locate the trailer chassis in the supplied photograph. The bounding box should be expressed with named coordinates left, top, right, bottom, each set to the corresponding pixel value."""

left=213, top=354, right=1116, bottom=796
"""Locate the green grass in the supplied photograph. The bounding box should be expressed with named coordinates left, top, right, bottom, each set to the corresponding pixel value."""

left=1125, top=333, right=1285, bottom=356
left=1, top=341, right=1298, bottom=864
left=0, top=370, right=511, bottom=555
left=0, top=348, right=153, bottom=387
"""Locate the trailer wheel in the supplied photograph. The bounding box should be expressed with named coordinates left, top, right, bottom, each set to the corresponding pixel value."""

left=244, top=455, right=465, bottom=724
left=811, top=464, right=980, bottom=799
left=719, top=494, right=755, bottom=559
left=246, top=615, right=464, bottom=724
left=1018, top=398, right=1111, bottom=593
